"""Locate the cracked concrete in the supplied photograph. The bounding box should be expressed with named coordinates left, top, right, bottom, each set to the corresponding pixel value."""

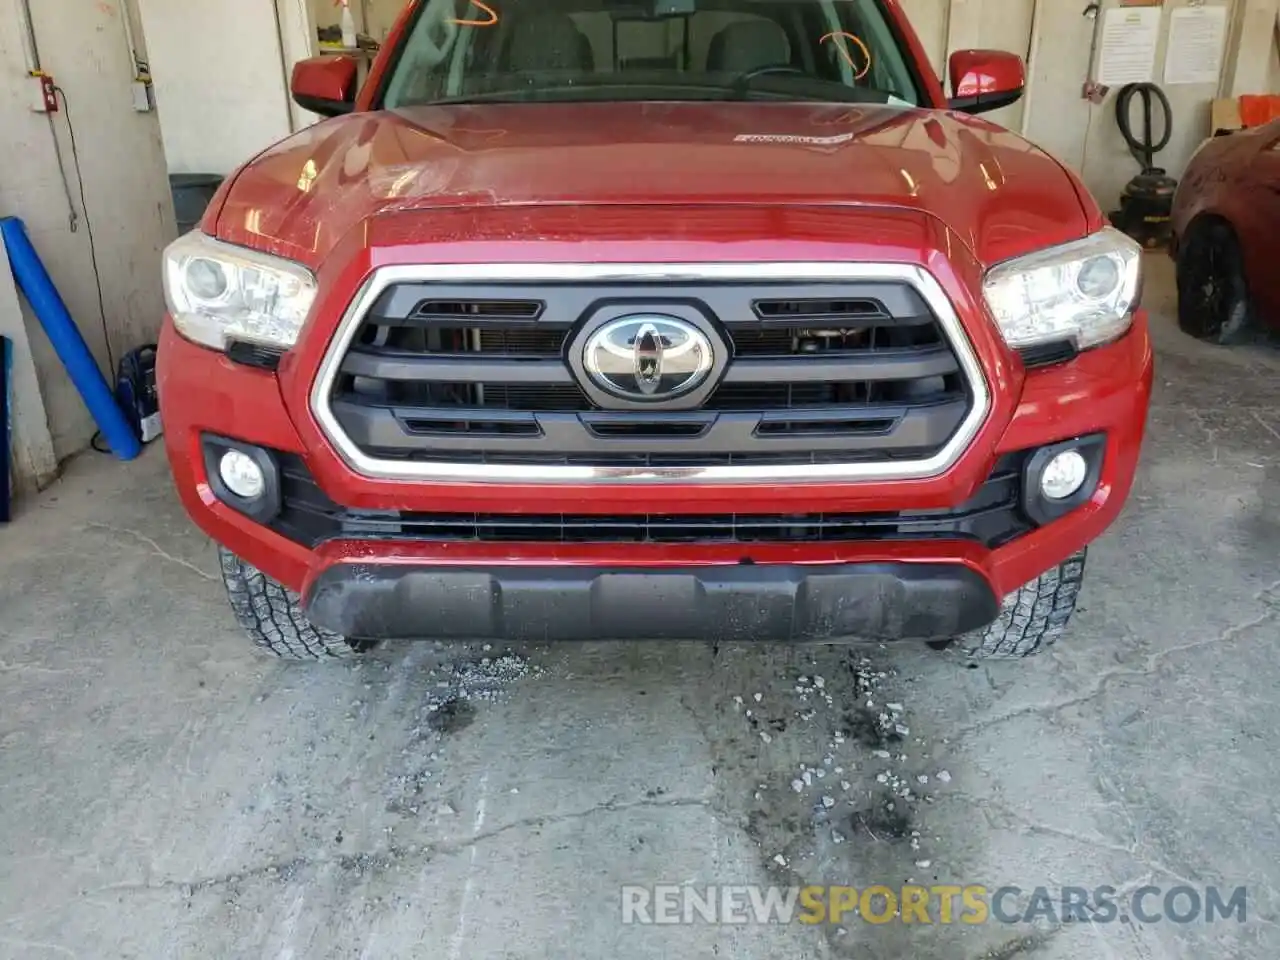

left=2, top=257, right=1280, bottom=958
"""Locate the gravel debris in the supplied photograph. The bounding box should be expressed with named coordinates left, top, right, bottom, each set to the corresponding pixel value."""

left=937, top=770, right=952, bottom=783
left=773, top=854, right=789, bottom=867
left=449, top=654, right=544, bottom=703
left=791, top=779, right=805, bottom=793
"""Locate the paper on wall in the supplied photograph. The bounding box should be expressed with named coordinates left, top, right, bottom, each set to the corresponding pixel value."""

left=1096, top=6, right=1162, bottom=86
left=1164, top=5, right=1228, bottom=85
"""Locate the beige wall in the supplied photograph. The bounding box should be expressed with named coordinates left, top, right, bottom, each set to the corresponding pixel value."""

left=0, top=0, right=173, bottom=488
left=137, top=0, right=314, bottom=176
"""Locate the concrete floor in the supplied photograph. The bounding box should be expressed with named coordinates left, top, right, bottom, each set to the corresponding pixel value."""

left=3, top=257, right=1280, bottom=959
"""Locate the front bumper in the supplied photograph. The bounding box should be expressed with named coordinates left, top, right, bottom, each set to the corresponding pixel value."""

left=158, top=298, right=1153, bottom=642
left=304, top=561, right=998, bottom=641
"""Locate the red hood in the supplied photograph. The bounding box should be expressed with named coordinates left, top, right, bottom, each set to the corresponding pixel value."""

left=213, top=101, right=1091, bottom=269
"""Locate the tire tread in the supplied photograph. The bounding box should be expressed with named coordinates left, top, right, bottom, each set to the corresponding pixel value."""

left=961, top=550, right=1087, bottom=659
left=218, top=547, right=360, bottom=660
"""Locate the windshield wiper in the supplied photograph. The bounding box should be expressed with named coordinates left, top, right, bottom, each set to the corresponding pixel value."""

left=726, top=73, right=892, bottom=104
left=413, top=84, right=742, bottom=107
left=403, top=77, right=898, bottom=109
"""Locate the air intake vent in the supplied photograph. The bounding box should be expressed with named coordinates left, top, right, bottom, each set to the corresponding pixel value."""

left=752, top=298, right=888, bottom=322
left=410, top=299, right=544, bottom=321
left=267, top=451, right=1032, bottom=549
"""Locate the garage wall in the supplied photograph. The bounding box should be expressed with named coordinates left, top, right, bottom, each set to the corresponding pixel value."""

left=1222, top=0, right=1280, bottom=94
left=0, top=0, right=173, bottom=486
left=1036, top=0, right=1239, bottom=213
left=897, top=0, right=1268, bottom=211
left=136, top=0, right=312, bottom=176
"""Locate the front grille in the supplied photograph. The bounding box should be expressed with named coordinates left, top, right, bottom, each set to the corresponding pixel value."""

left=268, top=452, right=1032, bottom=549
left=327, top=276, right=976, bottom=470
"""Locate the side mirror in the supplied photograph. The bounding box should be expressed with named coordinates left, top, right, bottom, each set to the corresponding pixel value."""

left=947, top=49, right=1025, bottom=116
left=291, top=56, right=358, bottom=118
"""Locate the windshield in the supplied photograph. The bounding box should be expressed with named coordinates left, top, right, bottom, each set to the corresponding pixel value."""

left=380, top=0, right=923, bottom=108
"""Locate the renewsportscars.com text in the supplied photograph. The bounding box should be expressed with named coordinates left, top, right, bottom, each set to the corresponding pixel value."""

left=620, top=884, right=1248, bottom=926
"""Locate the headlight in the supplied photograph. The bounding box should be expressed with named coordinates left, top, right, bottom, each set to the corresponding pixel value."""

left=163, top=232, right=317, bottom=351
left=983, top=227, right=1142, bottom=352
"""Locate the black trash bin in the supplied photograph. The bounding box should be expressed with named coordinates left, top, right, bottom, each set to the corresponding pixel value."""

left=169, top=173, right=225, bottom=235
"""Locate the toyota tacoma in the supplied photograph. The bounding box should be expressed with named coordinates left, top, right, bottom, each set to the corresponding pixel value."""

left=158, top=0, right=1152, bottom=660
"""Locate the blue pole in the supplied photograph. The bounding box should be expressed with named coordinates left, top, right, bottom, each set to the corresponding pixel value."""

left=0, top=217, right=141, bottom=461
left=1, top=335, right=10, bottom=522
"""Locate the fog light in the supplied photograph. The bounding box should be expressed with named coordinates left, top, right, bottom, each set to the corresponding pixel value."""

left=219, top=449, right=265, bottom=499
left=1039, top=449, right=1088, bottom=500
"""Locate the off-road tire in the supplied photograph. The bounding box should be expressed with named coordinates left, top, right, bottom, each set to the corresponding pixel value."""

left=959, top=550, right=1087, bottom=659
left=218, top=547, right=368, bottom=660
left=1176, top=219, right=1252, bottom=345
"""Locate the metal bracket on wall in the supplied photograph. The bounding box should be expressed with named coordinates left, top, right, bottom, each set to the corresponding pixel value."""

left=1081, top=3, right=1106, bottom=101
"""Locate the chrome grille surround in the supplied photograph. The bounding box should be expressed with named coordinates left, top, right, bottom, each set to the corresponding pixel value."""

left=309, top=262, right=991, bottom=484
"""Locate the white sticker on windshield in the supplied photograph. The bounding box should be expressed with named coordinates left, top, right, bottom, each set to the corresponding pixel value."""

left=733, top=132, right=855, bottom=146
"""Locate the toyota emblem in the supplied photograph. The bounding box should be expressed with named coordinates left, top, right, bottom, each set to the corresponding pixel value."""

left=581, top=315, right=714, bottom=401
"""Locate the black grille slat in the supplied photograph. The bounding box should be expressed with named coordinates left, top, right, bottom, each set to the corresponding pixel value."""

left=334, top=397, right=962, bottom=453
left=267, top=454, right=1030, bottom=548
left=355, top=324, right=570, bottom=356
left=331, top=279, right=972, bottom=467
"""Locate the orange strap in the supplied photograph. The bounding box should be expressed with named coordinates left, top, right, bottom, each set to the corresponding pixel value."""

left=820, top=32, right=872, bottom=81
left=449, top=0, right=499, bottom=26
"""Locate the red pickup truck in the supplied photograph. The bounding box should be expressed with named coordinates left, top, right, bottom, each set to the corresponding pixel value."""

left=158, top=0, right=1151, bottom=661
